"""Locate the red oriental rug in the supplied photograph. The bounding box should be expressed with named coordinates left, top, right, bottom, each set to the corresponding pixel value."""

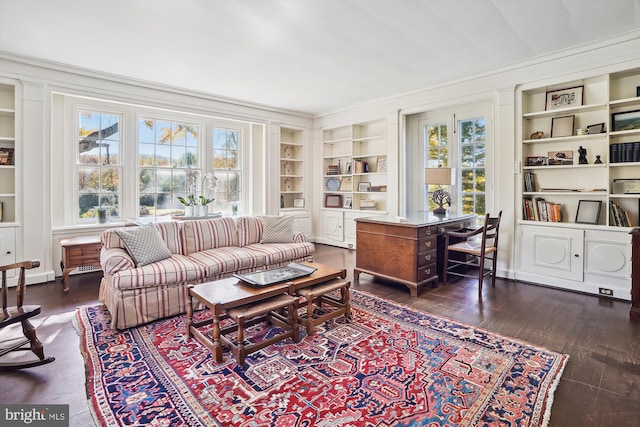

left=75, top=290, right=568, bottom=426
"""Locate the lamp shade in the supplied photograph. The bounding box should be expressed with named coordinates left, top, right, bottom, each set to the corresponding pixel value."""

left=425, top=167, right=455, bottom=186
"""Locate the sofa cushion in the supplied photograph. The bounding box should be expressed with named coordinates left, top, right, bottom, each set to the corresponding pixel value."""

left=260, top=215, right=294, bottom=243
left=115, top=225, right=172, bottom=267
left=154, top=221, right=184, bottom=255
left=188, top=246, right=266, bottom=278
left=109, top=254, right=206, bottom=291
left=244, top=241, right=315, bottom=266
left=183, top=217, right=239, bottom=255
left=237, top=216, right=263, bottom=247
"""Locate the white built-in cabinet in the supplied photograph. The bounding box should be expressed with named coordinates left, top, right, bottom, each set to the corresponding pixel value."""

left=516, top=67, right=640, bottom=300
left=318, top=119, right=388, bottom=249
left=0, top=81, right=17, bottom=274
left=277, top=125, right=311, bottom=237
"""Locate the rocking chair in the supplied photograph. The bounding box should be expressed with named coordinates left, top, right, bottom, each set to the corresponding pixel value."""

left=0, top=259, right=55, bottom=370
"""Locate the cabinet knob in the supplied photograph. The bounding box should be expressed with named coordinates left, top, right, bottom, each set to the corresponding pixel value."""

left=574, top=254, right=579, bottom=258
left=5, top=251, right=10, bottom=254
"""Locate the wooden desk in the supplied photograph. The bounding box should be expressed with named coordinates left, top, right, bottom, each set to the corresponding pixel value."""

left=60, top=236, right=102, bottom=292
left=354, top=213, right=476, bottom=297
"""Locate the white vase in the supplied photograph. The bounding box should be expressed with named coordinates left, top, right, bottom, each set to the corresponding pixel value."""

left=198, top=205, right=209, bottom=217
left=184, top=205, right=194, bottom=217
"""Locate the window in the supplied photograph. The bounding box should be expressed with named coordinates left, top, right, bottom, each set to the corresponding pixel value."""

left=458, top=118, right=486, bottom=215
left=76, top=110, right=122, bottom=222
left=138, top=118, right=201, bottom=217
left=211, top=127, right=241, bottom=213
left=425, top=122, right=449, bottom=212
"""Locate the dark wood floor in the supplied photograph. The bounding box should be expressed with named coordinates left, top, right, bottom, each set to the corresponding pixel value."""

left=1, top=244, right=639, bottom=426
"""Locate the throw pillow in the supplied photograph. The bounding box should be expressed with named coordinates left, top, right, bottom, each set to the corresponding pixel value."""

left=237, top=216, right=263, bottom=247
left=115, top=225, right=172, bottom=267
left=260, top=215, right=294, bottom=243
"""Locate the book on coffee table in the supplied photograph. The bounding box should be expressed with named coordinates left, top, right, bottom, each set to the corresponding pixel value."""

left=234, top=262, right=317, bottom=287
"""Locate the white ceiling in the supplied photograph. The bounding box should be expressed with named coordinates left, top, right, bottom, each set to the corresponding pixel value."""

left=1, top=0, right=639, bottom=115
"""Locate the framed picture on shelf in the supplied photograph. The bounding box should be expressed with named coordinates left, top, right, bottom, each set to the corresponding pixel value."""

left=611, top=109, right=640, bottom=132
left=547, top=150, right=574, bottom=165
left=545, top=86, right=583, bottom=110
left=586, top=123, right=605, bottom=134
left=551, top=115, right=575, bottom=138
left=376, top=157, right=387, bottom=172
left=575, top=200, right=602, bottom=224
left=345, top=160, right=352, bottom=174
left=293, top=198, right=305, bottom=208
left=357, top=182, right=371, bottom=192
left=0, top=147, right=14, bottom=165
left=527, top=156, right=548, bottom=167
left=343, top=196, right=352, bottom=209
left=325, top=194, right=342, bottom=208
left=339, top=176, right=352, bottom=191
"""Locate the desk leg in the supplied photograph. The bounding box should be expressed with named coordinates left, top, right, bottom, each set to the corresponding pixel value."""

left=62, top=267, right=71, bottom=293
left=186, top=290, right=194, bottom=337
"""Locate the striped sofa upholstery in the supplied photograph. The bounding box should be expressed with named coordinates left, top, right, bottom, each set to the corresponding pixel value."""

left=99, top=216, right=314, bottom=329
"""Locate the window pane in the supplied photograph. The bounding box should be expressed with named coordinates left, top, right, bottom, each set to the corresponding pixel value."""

left=138, top=117, right=201, bottom=218
left=78, top=168, right=99, bottom=192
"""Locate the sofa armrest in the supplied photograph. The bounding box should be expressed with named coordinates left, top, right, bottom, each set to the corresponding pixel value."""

left=101, top=247, right=135, bottom=274
left=293, top=231, right=308, bottom=243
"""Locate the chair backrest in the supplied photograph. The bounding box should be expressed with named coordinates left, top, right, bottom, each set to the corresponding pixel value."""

left=485, top=211, right=502, bottom=250
left=1, top=260, right=40, bottom=311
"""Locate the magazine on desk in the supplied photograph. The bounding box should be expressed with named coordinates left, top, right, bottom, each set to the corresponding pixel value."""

left=234, top=262, right=317, bottom=287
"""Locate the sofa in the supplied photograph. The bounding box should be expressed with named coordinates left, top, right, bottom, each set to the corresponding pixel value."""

left=99, top=215, right=314, bottom=329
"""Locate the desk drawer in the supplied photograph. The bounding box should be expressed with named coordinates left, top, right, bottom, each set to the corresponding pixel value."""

left=418, top=235, right=437, bottom=251
left=417, top=226, right=438, bottom=238
left=67, top=243, right=101, bottom=264
left=417, top=249, right=437, bottom=268
left=417, top=263, right=437, bottom=282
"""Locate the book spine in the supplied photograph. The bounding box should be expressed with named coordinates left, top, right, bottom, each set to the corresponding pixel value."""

left=611, top=144, right=618, bottom=163
left=634, top=142, right=640, bottom=162
left=626, top=143, right=634, bottom=162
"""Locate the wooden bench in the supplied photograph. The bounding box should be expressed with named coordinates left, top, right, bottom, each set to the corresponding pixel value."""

left=296, top=278, right=351, bottom=335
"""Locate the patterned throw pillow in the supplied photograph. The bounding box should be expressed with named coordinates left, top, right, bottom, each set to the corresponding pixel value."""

left=260, top=215, right=294, bottom=243
left=237, top=216, right=263, bottom=247
left=115, top=225, right=172, bottom=267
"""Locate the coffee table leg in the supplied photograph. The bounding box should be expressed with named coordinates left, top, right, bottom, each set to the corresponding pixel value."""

left=212, top=313, right=223, bottom=362
left=186, top=286, right=194, bottom=337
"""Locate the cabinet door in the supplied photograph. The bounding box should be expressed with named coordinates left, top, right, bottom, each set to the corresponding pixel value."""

left=322, top=210, right=344, bottom=242
left=0, top=228, right=16, bottom=275
left=520, top=226, right=584, bottom=281
left=584, top=230, right=630, bottom=280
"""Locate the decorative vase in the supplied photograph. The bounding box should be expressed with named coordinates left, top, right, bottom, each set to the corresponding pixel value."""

left=184, top=205, right=194, bottom=217
left=198, top=205, right=208, bottom=217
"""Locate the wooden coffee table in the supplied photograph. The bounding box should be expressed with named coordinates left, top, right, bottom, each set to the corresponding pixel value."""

left=186, top=262, right=348, bottom=363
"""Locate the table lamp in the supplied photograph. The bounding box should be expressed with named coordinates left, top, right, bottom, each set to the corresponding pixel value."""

left=425, top=166, right=455, bottom=215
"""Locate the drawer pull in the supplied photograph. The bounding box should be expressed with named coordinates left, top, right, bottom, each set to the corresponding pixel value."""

left=439, top=227, right=445, bottom=233
left=424, top=241, right=432, bottom=248
left=426, top=229, right=431, bottom=236
left=424, top=254, right=431, bottom=261
left=425, top=268, right=431, bottom=275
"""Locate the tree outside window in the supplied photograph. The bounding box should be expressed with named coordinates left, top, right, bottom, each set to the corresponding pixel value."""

left=77, top=111, right=121, bottom=222
left=211, top=128, right=241, bottom=214
left=425, top=123, right=449, bottom=212
left=459, top=118, right=486, bottom=216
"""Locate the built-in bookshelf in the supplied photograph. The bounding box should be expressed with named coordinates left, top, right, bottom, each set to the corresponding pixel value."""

left=279, top=126, right=305, bottom=211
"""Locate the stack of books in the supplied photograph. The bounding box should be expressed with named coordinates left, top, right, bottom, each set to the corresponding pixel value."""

left=326, top=165, right=340, bottom=175
left=609, top=201, right=633, bottom=227
left=523, top=197, right=563, bottom=222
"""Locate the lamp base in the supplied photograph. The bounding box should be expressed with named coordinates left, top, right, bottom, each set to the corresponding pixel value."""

left=433, top=206, right=447, bottom=215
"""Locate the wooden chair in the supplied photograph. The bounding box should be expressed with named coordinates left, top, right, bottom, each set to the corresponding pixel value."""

left=0, top=259, right=55, bottom=370
left=442, top=211, right=502, bottom=296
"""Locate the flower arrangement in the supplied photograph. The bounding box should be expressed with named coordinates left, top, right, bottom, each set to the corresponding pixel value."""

left=178, top=168, right=217, bottom=214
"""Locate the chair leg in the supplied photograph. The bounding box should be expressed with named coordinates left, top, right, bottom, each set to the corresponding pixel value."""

left=442, top=245, right=449, bottom=285
left=21, top=319, right=45, bottom=360
left=477, top=254, right=485, bottom=297
left=491, top=253, right=498, bottom=288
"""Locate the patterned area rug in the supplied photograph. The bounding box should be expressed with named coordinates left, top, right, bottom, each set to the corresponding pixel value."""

left=76, top=290, right=568, bottom=426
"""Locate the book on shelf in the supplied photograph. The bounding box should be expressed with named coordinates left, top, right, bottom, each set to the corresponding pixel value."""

left=523, top=171, right=537, bottom=192
left=523, top=197, right=563, bottom=222
left=609, top=201, right=633, bottom=227
left=610, top=142, right=640, bottom=163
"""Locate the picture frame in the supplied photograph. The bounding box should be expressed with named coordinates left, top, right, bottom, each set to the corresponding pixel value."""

left=551, top=115, right=575, bottom=138
left=339, top=176, right=352, bottom=191
left=547, top=150, right=574, bottom=165
left=324, top=194, right=342, bottom=208
left=345, top=160, right=352, bottom=174
left=293, top=198, right=305, bottom=208
left=545, top=86, right=583, bottom=110
left=611, top=109, right=640, bottom=132
left=527, top=156, right=548, bottom=167
left=575, top=200, right=602, bottom=224
left=376, top=156, right=387, bottom=172
left=586, top=123, right=605, bottom=134
left=343, top=196, right=352, bottom=209
left=0, top=147, right=14, bottom=165
left=357, top=182, right=371, bottom=192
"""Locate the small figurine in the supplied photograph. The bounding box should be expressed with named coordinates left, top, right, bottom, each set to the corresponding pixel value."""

left=594, top=155, right=603, bottom=164
left=578, top=146, right=588, bottom=164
